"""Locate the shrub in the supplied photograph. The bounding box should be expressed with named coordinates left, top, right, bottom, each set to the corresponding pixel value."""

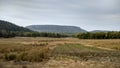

left=16, top=47, right=50, bottom=62
left=17, top=52, right=28, bottom=61
left=4, top=53, right=17, bottom=61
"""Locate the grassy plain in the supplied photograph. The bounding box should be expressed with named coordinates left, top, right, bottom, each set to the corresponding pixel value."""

left=0, top=37, right=120, bottom=68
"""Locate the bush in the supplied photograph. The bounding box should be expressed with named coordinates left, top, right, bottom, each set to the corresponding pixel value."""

left=17, top=52, right=28, bottom=61
left=32, top=42, right=48, bottom=46
left=4, top=53, right=17, bottom=61
left=16, top=48, right=50, bottom=62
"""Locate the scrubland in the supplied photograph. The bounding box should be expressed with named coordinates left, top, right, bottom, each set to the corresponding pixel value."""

left=0, top=37, right=120, bottom=68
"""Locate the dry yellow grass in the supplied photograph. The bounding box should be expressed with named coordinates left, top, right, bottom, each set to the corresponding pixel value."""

left=0, top=37, right=120, bottom=68
left=43, top=57, right=120, bottom=68
left=79, top=39, right=120, bottom=50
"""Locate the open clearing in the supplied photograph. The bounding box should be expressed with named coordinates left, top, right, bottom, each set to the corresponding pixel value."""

left=0, top=37, right=120, bottom=68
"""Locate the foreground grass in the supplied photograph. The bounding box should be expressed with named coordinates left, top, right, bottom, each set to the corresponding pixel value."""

left=0, top=37, right=70, bottom=68
left=52, top=44, right=120, bottom=60
left=0, top=37, right=68, bottom=61
left=0, top=37, right=120, bottom=68
left=0, top=45, right=50, bottom=62
left=48, top=44, right=120, bottom=68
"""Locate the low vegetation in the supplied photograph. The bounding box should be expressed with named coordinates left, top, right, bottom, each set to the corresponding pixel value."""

left=79, top=39, right=120, bottom=50
left=0, top=45, right=50, bottom=62
left=52, top=44, right=120, bottom=60
left=0, top=37, right=120, bottom=68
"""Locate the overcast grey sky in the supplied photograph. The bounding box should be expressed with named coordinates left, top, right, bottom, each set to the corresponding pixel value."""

left=0, top=0, right=120, bottom=31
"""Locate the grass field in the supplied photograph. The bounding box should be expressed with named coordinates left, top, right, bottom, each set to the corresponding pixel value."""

left=0, top=37, right=120, bottom=68
left=79, top=39, right=120, bottom=50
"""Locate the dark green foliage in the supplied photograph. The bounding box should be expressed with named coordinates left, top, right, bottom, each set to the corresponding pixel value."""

left=0, top=30, right=69, bottom=38
left=4, top=53, right=17, bottom=61
left=0, top=20, right=32, bottom=32
left=0, top=20, right=31, bottom=38
left=0, top=31, right=69, bottom=38
left=76, top=32, right=120, bottom=39
left=21, top=32, right=69, bottom=38
left=0, top=30, right=16, bottom=38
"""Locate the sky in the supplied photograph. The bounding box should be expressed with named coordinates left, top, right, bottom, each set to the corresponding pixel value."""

left=0, top=0, right=120, bottom=31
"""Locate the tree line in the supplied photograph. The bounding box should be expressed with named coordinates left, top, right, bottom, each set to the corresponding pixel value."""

left=0, top=30, right=120, bottom=39
left=0, top=30, right=69, bottom=38
left=76, top=31, right=120, bottom=39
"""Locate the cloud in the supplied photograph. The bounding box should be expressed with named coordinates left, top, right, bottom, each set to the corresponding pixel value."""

left=0, top=0, right=120, bottom=31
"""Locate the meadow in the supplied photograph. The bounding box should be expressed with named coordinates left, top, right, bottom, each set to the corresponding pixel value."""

left=0, top=37, right=120, bottom=68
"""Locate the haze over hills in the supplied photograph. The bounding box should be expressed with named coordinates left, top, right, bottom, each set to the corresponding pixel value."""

left=0, top=20, right=32, bottom=32
left=90, top=30, right=110, bottom=33
left=26, top=25, right=87, bottom=34
left=0, top=20, right=87, bottom=34
left=0, top=20, right=118, bottom=34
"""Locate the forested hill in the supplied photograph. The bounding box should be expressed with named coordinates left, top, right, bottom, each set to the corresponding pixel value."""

left=0, top=20, right=69, bottom=38
left=0, top=20, right=32, bottom=32
left=26, top=25, right=87, bottom=33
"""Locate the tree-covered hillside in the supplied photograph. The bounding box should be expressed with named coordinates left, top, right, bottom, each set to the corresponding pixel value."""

left=0, top=20, right=32, bottom=32
left=0, top=20, right=69, bottom=38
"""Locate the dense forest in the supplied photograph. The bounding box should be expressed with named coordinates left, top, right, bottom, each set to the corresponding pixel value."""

left=0, top=20, right=32, bottom=32
left=76, top=32, right=120, bottom=39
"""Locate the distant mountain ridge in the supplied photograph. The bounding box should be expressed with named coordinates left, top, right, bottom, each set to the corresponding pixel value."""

left=26, top=25, right=87, bottom=33
left=0, top=20, right=32, bottom=32
left=90, top=30, right=110, bottom=32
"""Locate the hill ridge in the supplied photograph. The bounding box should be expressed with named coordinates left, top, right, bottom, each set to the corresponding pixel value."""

left=0, top=20, right=32, bottom=32
left=26, top=25, right=87, bottom=33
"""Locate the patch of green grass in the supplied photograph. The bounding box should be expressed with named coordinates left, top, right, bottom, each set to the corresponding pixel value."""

left=52, top=44, right=105, bottom=55
left=52, top=44, right=120, bottom=61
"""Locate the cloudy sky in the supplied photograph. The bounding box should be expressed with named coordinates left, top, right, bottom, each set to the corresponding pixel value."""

left=0, top=0, right=120, bottom=31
